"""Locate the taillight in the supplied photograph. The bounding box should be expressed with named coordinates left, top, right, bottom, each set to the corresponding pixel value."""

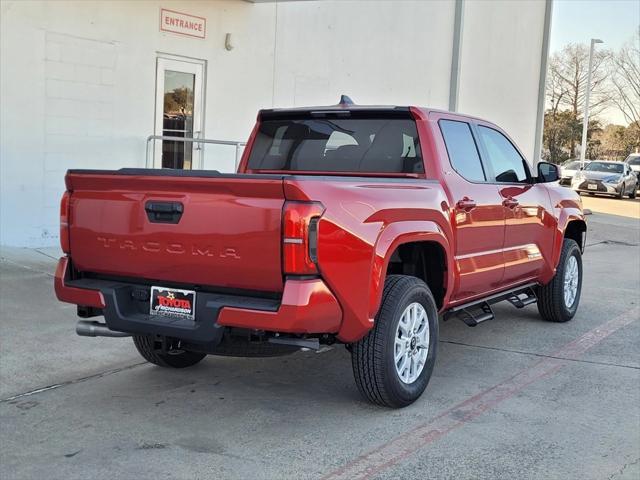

left=282, top=201, right=324, bottom=275
left=60, top=191, right=71, bottom=254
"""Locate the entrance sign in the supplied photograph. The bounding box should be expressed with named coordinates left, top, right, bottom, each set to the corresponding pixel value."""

left=160, top=9, right=206, bottom=39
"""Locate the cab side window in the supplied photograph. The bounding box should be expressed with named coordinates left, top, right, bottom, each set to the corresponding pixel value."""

left=439, top=120, right=486, bottom=182
left=478, top=126, right=529, bottom=183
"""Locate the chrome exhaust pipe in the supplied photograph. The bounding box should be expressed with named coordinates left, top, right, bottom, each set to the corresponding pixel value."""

left=76, top=320, right=130, bottom=338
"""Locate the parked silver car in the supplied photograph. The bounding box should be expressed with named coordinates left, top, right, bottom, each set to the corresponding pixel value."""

left=572, top=160, right=638, bottom=199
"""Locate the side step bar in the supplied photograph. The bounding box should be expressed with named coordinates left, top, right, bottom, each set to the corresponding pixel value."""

left=268, top=336, right=320, bottom=350
left=506, top=287, right=538, bottom=309
left=456, top=302, right=495, bottom=327
left=445, top=283, right=538, bottom=327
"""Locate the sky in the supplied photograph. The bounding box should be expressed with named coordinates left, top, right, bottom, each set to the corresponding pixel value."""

left=549, top=0, right=640, bottom=125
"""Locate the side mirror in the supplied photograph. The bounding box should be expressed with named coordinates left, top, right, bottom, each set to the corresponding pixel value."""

left=537, top=162, right=559, bottom=183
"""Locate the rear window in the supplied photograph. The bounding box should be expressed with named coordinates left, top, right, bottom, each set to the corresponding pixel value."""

left=247, top=117, right=423, bottom=174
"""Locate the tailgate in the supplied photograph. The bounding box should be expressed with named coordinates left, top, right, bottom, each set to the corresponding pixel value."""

left=66, top=170, right=285, bottom=293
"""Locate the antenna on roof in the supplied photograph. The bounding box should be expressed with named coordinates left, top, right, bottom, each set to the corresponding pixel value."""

left=339, top=95, right=354, bottom=105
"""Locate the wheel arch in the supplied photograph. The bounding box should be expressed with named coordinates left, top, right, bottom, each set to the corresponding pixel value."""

left=368, top=221, right=453, bottom=321
left=564, top=218, right=587, bottom=252
left=543, top=210, right=586, bottom=285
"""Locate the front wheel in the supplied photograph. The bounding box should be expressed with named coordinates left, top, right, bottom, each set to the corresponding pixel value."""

left=351, top=275, right=439, bottom=408
left=537, top=239, right=583, bottom=322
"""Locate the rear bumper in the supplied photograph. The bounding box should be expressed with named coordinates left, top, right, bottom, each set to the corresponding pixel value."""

left=54, top=257, right=342, bottom=343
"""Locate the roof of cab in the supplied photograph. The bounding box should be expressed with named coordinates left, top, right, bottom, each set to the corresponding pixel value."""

left=257, top=95, right=488, bottom=123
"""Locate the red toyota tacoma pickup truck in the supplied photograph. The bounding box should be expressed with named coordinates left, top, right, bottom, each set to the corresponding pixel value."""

left=55, top=99, right=586, bottom=408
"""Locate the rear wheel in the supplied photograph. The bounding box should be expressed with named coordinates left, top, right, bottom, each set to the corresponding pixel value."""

left=629, top=184, right=637, bottom=199
left=351, top=275, right=438, bottom=408
left=537, top=239, right=582, bottom=323
left=133, top=335, right=207, bottom=368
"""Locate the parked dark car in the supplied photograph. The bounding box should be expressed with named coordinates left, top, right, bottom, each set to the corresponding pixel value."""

left=572, top=160, right=638, bottom=198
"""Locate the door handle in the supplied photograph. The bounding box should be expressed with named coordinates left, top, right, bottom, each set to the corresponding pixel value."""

left=456, top=197, right=477, bottom=212
left=502, top=197, right=519, bottom=209
left=145, top=201, right=184, bottom=224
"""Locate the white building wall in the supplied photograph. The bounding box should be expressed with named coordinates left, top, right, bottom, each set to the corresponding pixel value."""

left=457, top=0, right=547, bottom=161
left=1, top=0, right=277, bottom=246
left=272, top=1, right=455, bottom=108
left=0, top=0, right=546, bottom=247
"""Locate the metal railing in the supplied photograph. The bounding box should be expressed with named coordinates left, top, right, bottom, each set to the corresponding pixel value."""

left=145, top=135, right=247, bottom=170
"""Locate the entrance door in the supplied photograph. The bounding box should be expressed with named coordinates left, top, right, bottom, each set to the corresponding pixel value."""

left=154, top=55, right=204, bottom=169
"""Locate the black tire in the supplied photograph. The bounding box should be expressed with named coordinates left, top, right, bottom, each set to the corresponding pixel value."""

left=629, top=185, right=637, bottom=199
left=617, top=186, right=624, bottom=199
left=351, top=275, right=439, bottom=408
left=537, top=239, right=583, bottom=323
left=133, top=335, right=207, bottom=368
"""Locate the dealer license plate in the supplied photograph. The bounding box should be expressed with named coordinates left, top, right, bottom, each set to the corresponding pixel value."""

left=587, top=184, right=598, bottom=190
left=150, top=286, right=196, bottom=321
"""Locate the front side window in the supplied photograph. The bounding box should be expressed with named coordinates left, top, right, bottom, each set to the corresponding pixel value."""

left=478, top=126, right=529, bottom=183
left=248, top=117, right=423, bottom=174
left=439, top=120, right=485, bottom=182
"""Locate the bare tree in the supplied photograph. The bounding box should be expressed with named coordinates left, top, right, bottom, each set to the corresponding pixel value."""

left=608, top=37, right=640, bottom=126
left=547, top=43, right=610, bottom=156
left=545, top=60, right=567, bottom=116
left=551, top=43, right=610, bottom=116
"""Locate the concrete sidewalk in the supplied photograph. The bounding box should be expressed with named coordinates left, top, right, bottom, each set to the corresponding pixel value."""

left=0, top=246, right=141, bottom=399
left=1, top=215, right=638, bottom=480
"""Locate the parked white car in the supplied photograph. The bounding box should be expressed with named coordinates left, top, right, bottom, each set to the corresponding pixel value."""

left=559, top=159, right=590, bottom=186
left=625, top=154, right=640, bottom=177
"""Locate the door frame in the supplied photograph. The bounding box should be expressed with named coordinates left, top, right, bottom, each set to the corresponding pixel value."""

left=472, top=119, right=551, bottom=287
left=431, top=112, right=507, bottom=301
left=153, top=53, right=206, bottom=169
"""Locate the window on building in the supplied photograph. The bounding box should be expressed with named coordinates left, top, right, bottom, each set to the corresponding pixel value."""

left=324, top=131, right=359, bottom=151
left=162, top=70, right=195, bottom=169
left=478, top=126, right=529, bottom=183
left=439, top=120, right=485, bottom=182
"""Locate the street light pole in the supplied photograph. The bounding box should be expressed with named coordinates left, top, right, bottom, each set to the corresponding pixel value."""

left=579, top=38, right=603, bottom=168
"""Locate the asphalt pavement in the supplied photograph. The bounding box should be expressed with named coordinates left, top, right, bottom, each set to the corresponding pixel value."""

left=1, top=208, right=638, bottom=480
